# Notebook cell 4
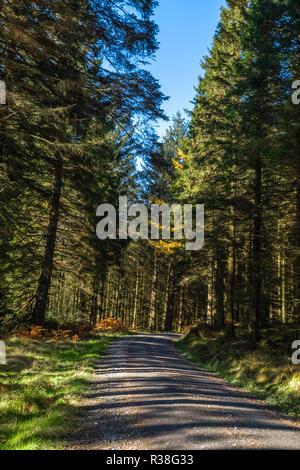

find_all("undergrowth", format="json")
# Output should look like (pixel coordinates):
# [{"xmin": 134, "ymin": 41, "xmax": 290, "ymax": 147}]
[{"xmin": 177, "ymin": 324, "xmax": 300, "ymax": 418}]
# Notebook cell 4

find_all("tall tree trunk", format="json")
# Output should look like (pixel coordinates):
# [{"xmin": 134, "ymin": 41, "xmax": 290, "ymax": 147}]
[
  {"xmin": 248, "ymin": 222, "xmax": 253, "ymax": 332},
  {"xmin": 207, "ymin": 255, "xmax": 214, "ymax": 325},
  {"xmin": 228, "ymin": 233, "xmax": 236, "ymax": 339},
  {"xmin": 165, "ymin": 275, "xmax": 175, "ymax": 332},
  {"xmin": 114, "ymin": 277, "xmax": 121, "ymax": 319},
  {"xmin": 215, "ymin": 248, "xmax": 225, "ymax": 330},
  {"xmin": 98, "ymin": 280, "xmax": 105, "ymax": 322},
  {"xmin": 178, "ymin": 285, "xmax": 184, "ymax": 332},
  {"xmin": 132, "ymin": 265, "xmax": 140, "ymax": 329},
  {"xmin": 148, "ymin": 247, "xmax": 157, "ymax": 331},
  {"xmin": 294, "ymin": 167, "xmax": 300, "ymax": 328},
  {"xmin": 162, "ymin": 260, "xmax": 171, "ymax": 331},
  {"xmin": 252, "ymin": 158, "xmax": 262, "ymax": 343},
  {"xmin": 90, "ymin": 277, "xmax": 99, "ymax": 327},
  {"xmin": 33, "ymin": 157, "xmax": 63, "ymax": 326},
  {"xmin": 104, "ymin": 271, "xmax": 111, "ymax": 319}
]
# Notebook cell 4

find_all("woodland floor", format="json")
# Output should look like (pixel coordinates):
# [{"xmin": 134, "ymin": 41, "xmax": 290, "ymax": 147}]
[{"xmin": 66, "ymin": 334, "xmax": 300, "ymax": 450}]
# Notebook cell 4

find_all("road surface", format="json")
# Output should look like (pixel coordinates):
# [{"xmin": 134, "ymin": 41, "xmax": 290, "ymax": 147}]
[{"xmin": 68, "ymin": 334, "xmax": 300, "ymax": 450}]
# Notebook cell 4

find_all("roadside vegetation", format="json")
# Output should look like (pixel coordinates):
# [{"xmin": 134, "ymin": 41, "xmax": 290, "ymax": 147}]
[
  {"xmin": 177, "ymin": 324, "xmax": 300, "ymax": 418},
  {"xmin": 0, "ymin": 321, "xmax": 128, "ymax": 450}
]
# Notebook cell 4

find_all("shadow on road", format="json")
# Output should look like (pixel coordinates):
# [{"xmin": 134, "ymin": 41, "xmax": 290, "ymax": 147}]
[{"xmin": 69, "ymin": 335, "xmax": 300, "ymax": 450}]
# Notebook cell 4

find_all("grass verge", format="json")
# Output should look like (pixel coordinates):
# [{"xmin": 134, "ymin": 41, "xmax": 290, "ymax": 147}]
[
  {"xmin": 176, "ymin": 324, "xmax": 300, "ymax": 418},
  {"xmin": 0, "ymin": 333, "xmax": 125, "ymax": 450}
]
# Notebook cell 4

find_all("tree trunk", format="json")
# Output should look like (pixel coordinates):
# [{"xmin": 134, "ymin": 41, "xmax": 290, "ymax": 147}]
[
  {"xmin": 294, "ymin": 167, "xmax": 300, "ymax": 326},
  {"xmin": 229, "ymin": 236, "xmax": 236, "ymax": 339},
  {"xmin": 215, "ymin": 248, "xmax": 225, "ymax": 330},
  {"xmin": 148, "ymin": 247, "xmax": 157, "ymax": 331},
  {"xmin": 90, "ymin": 277, "xmax": 99, "ymax": 327},
  {"xmin": 162, "ymin": 260, "xmax": 171, "ymax": 331},
  {"xmin": 178, "ymin": 285, "xmax": 184, "ymax": 332},
  {"xmin": 98, "ymin": 280, "xmax": 105, "ymax": 322},
  {"xmin": 33, "ymin": 157, "xmax": 63, "ymax": 326},
  {"xmin": 252, "ymin": 158, "xmax": 262, "ymax": 343},
  {"xmin": 165, "ymin": 275, "xmax": 175, "ymax": 332},
  {"xmin": 207, "ymin": 255, "xmax": 214, "ymax": 325},
  {"xmin": 132, "ymin": 265, "xmax": 140, "ymax": 329}
]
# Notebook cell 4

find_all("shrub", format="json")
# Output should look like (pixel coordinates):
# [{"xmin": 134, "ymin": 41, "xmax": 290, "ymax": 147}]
[{"xmin": 94, "ymin": 318, "xmax": 127, "ymax": 332}]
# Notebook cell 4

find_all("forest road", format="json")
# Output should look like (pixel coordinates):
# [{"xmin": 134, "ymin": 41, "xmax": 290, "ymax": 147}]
[{"xmin": 67, "ymin": 334, "xmax": 300, "ymax": 450}]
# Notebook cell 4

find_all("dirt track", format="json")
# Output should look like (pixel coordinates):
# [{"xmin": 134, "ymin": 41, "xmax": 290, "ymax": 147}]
[{"xmin": 67, "ymin": 334, "xmax": 300, "ymax": 450}]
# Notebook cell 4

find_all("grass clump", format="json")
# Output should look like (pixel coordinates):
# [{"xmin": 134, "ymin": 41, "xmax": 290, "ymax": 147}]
[
  {"xmin": 176, "ymin": 324, "xmax": 300, "ymax": 418},
  {"xmin": 0, "ymin": 334, "xmax": 121, "ymax": 450}
]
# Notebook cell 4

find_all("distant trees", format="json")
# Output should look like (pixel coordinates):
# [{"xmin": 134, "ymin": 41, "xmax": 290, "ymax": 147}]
[{"xmin": 98, "ymin": 0, "xmax": 300, "ymax": 341}]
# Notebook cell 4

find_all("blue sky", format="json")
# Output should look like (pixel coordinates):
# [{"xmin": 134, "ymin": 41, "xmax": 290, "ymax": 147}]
[{"xmin": 148, "ymin": 0, "xmax": 227, "ymax": 139}]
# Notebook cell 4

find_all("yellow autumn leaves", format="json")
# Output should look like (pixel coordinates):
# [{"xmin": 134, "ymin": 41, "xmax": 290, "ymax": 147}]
[{"xmin": 172, "ymin": 148, "xmax": 189, "ymax": 172}]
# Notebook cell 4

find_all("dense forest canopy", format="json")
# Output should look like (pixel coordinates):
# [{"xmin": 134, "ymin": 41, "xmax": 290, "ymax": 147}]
[{"xmin": 0, "ymin": 0, "xmax": 299, "ymax": 346}]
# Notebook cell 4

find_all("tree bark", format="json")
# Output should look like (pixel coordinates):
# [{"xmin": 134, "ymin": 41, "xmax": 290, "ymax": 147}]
[
  {"xmin": 252, "ymin": 157, "xmax": 262, "ymax": 343},
  {"xmin": 215, "ymin": 248, "xmax": 225, "ymax": 329},
  {"xmin": 33, "ymin": 157, "xmax": 63, "ymax": 326},
  {"xmin": 294, "ymin": 166, "xmax": 300, "ymax": 325},
  {"xmin": 162, "ymin": 260, "xmax": 171, "ymax": 331},
  {"xmin": 178, "ymin": 285, "xmax": 184, "ymax": 332},
  {"xmin": 132, "ymin": 264, "xmax": 140, "ymax": 329},
  {"xmin": 148, "ymin": 247, "xmax": 157, "ymax": 331}
]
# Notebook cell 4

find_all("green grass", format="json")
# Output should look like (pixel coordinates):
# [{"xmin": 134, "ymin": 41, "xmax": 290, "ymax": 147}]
[
  {"xmin": 0, "ymin": 333, "xmax": 124, "ymax": 450},
  {"xmin": 176, "ymin": 324, "xmax": 300, "ymax": 418}
]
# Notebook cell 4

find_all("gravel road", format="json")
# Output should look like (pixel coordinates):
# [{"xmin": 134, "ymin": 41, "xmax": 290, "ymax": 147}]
[{"xmin": 67, "ymin": 334, "xmax": 300, "ymax": 450}]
